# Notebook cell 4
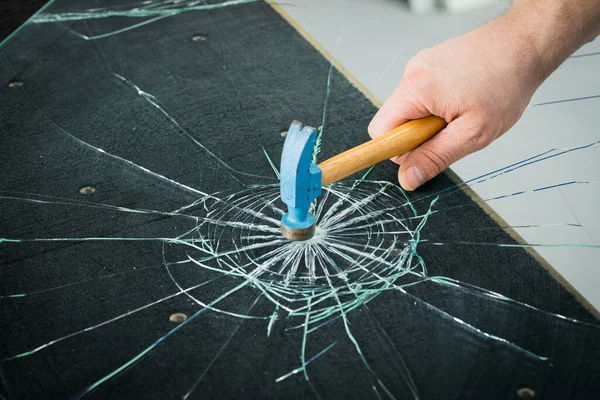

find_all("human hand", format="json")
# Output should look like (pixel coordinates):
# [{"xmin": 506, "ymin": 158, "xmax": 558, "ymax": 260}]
[{"xmin": 368, "ymin": 15, "xmax": 544, "ymax": 191}]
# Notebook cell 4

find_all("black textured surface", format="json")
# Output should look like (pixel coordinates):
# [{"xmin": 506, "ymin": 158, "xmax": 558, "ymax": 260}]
[
  {"xmin": 0, "ymin": 1, "xmax": 598, "ymax": 399},
  {"xmin": 0, "ymin": 0, "xmax": 48, "ymax": 42}
]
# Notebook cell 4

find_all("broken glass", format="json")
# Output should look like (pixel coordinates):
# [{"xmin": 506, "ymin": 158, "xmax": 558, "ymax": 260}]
[{"xmin": 1, "ymin": 1, "xmax": 599, "ymax": 399}]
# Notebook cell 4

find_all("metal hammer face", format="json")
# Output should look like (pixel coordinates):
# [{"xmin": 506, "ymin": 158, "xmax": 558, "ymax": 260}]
[{"xmin": 280, "ymin": 121, "xmax": 322, "ymax": 241}]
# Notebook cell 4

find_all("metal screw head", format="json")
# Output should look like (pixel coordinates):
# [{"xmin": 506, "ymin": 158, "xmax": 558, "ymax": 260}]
[
  {"xmin": 169, "ymin": 313, "xmax": 187, "ymax": 323},
  {"xmin": 517, "ymin": 388, "xmax": 535, "ymax": 399},
  {"xmin": 79, "ymin": 186, "xmax": 95, "ymax": 195}
]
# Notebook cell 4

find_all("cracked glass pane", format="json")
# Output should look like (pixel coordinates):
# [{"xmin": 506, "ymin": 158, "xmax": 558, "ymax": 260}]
[{"xmin": 1, "ymin": 1, "xmax": 599, "ymax": 399}]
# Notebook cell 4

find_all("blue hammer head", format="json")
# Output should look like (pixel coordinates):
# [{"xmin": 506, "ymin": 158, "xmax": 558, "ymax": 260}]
[{"xmin": 280, "ymin": 121, "xmax": 322, "ymax": 241}]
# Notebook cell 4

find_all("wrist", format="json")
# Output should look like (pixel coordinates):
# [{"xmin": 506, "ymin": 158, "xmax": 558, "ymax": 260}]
[
  {"xmin": 477, "ymin": 9, "xmax": 547, "ymax": 93},
  {"xmin": 505, "ymin": 0, "xmax": 600, "ymax": 80},
  {"xmin": 498, "ymin": 1, "xmax": 553, "ymax": 84}
]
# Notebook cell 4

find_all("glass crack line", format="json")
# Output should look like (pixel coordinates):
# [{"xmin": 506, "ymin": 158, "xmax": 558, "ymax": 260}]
[
  {"xmin": 0, "ymin": 237, "xmax": 209, "ymax": 244},
  {"xmin": 424, "ymin": 241, "xmax": 600, "ymax": 248},
  {"xmin": 0, "ymin": 193, "xmax": 202, "ymax": 222},
  {"xmin": 207, "ymin": 22, "xmax": 280, "ymax": 183},
  {"xmin": 421, "ymin": 180, "xmax": 592, "ymax": 221},
  {"xmin": 1, "ymin": 278, "xmax": 221, "ymax": 362},
  {"xmin": 0, "ymin": 261, "xmax": 187, "ymax": 299},
  {"xmin": 317, "ymin": 255, "xmax": 399, "ymax": 399},
  {"xmin": 267, "ymin": 306, "xmax": 279, "ymax": 337},
  {"xmin": 362, "ymin": 304, "xmax": 420, "ymax": 398},
  {"xmin": 31, "ymin": 0, "xmax": 262, "ymax": 22},
  {"xmin": 427, "ymin": 276, "xmax": 600, "ymax": 329},
  {"xmin": 352, "ymin": 261, "xmax": 550, "ymax": 361},
  {"xmin": 312, "ymin": 64, "xmax": 334, "ymax": 164},
  {"xmin": 275, "ymin": 341, "xmax": 337, "ymax": 383},
  {"xmin": 301, "ymin": 293, "xmax": 313, "ymax": 380},
  {"xmin": 404, "ymin": 140, "xmax": 600, "ymax": 210},
  {"xmin": 531, "ymin": 94, "xmax": 600, "ymax": 107},
  {"xmin": 72, "ymin": 279, "xmax": 253, "ymax": 400},
  {"xmin": 7, "ymin": 75, "xmax": 212, "ymax": 198},
  {"xmin": 570, "ymin": 51, "xmax": 600, "ymax": 58},
  {"xmin": 49, "ymin": 1, "xmax": 334, "ymax": 40},
  {"xmin": 113, "ymin": 73, "xmax": 276, "ymax": 184},
  {"xmin": 182, "ymin": 295, "xmax": 262, "ymax": 399}
]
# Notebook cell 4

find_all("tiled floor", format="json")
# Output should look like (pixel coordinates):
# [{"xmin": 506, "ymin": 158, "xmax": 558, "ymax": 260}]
[{"xmin": 284, "ymin": 0, "xmax": 600, "ymax": 310}]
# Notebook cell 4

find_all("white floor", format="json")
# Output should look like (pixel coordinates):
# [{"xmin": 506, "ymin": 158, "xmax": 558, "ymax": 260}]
[{"xmin": 282, "ymin": 0, "xmax": 600, "ymax": 311}]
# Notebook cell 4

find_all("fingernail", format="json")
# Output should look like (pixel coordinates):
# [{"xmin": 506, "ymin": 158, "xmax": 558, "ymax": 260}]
[{"xmin": 403, "ymin": 166, "xmax": 425, "ymax": 191}]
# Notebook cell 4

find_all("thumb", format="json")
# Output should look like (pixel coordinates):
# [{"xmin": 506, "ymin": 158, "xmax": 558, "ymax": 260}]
[
  {"xmin": 398, "ymin": 116, "xmax": 482, "ymax": 191},
  {"xmin": 368, "ymin": 81, "xmax": 431, "ymax": 139}
]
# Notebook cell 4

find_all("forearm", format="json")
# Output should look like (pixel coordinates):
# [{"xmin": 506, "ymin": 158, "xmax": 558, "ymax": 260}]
[{"xmin": 505, "ymin": 0, "xmax": 600, "ymax": 82}]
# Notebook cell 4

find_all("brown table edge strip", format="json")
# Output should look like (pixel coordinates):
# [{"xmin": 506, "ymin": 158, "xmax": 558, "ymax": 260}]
[{"xmin": 270, "ymin": 2, "xmax": 600, "ymax": 319}]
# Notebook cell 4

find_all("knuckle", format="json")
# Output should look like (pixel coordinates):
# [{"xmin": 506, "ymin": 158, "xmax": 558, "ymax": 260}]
[
  {"xmin": 404, "ymin": 64, "xmax": 430, "ymax": 90},
  {"xmin": 455, "ymin": 112, "xmax": 490, "ymax": 151},
  {"xmin": 457, "ymin": 124, "xmax": 484, "ymax": 149},
  {"xmin": 403, "ymin": 54, "xmax": 437, "ymax": 101},
  {"xmin": 404, "ymin": 54, "xmax": 427, "ymax": 80},
  {"xmin": 471, "ymin": 131, "xmax": 491, "ymax": 151},
  {"xmin": 404, "ymin": 55, "xmax": 421, "ymax": 75}
]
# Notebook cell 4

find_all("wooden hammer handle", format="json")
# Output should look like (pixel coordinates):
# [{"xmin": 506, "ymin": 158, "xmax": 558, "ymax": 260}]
[{"xmin": 317, "ymin": 116, "xmax": 447, "ymax": 186}]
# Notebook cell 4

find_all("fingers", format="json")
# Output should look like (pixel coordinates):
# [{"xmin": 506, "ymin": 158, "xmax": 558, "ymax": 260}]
[
  {"xmin": 390, "ymin": 152, "xmax": 409, "ymax": 166},
  {"xmin": 370, "ymin": 74, "xmax": 492, "ymax": 191},
  {"xmin": 368, "ymin": 81, "xmax": 431, "ymax": 140},
  {"xmin": 398, "ymin": 116, "xmax": 484, "ymax": 191}
]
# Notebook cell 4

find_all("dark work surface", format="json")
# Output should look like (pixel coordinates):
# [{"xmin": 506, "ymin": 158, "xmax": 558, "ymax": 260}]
[
  {"xmin": 0, "ymin": 0, "xmax": 48, "ymax": 42},
  {"xmin": 1, "ymin": 1, "xmax": 599, "ymax": 400}
]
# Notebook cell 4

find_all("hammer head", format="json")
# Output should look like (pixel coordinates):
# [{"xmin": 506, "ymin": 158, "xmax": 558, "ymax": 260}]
[{"xmin": 280, "ymin": 121, "xmax": 322, "ymax": 241}]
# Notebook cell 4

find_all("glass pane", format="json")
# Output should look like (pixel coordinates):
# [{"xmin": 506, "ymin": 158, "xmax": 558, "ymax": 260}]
[{"xmin": 1, "ymin": 1, "xmax": 598, "ymax": 399}]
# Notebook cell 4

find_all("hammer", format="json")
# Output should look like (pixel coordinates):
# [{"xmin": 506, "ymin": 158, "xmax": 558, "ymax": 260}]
[{"xmin": 279, "ymin": 116, "xmax": 447, "ymax": 241}]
